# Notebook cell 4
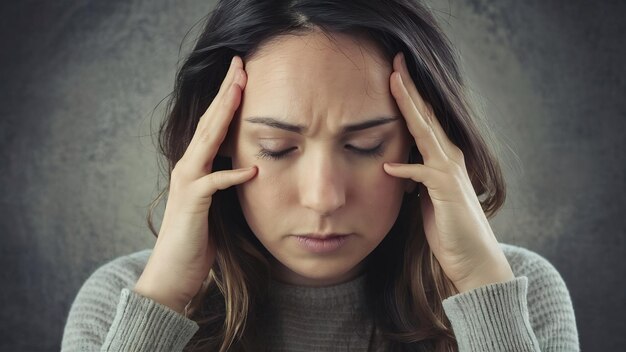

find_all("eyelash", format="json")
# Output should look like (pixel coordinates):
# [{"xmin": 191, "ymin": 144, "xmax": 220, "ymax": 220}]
[{"xmin": 256, "ymin": 144, "xmax": 385, "ymax": 160}]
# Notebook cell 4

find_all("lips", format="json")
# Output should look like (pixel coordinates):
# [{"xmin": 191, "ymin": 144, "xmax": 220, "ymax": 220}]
[
  {"xmin": 294, "ymin": 233, "xmax": 352, "ymax": 253},
  {"xmin": 297, "ymin": 233, "xmax": 350, "ymax": 239}
]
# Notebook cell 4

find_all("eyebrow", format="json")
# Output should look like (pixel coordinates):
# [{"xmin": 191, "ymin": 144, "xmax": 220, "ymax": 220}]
[{"xmin": 244, "ymin": 116, "xmax": 400, "ymax": 134}]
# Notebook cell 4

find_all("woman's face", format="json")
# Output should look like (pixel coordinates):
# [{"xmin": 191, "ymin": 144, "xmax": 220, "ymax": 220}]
[{"xmin": 229, "ymin": 31, "xmax": 414, "ymax": 287}]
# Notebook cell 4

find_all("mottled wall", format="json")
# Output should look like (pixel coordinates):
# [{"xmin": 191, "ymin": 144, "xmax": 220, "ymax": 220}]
[{"xmin": 0, "ymin": 0, "xmax": 623, "ymax": 350}]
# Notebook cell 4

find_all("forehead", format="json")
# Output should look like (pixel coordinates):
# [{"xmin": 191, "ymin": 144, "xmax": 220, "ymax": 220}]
[{"xmin": 238, "ymin": 31, "xmax": 400, "ymax": 131}]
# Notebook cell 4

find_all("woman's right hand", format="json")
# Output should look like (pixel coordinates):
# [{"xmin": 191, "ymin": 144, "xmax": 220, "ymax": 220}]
[{"xmin": 133, "ymin": 55, "xmax": 255, "ymax": 314}]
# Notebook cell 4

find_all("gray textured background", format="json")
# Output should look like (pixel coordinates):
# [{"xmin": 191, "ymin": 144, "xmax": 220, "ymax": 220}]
[{"xmin": 1, "ymin": 0, "xmax": 624, "ymax": 350}]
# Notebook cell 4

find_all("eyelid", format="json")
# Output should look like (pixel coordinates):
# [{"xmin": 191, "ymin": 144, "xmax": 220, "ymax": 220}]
[
  {"xmin": 350, "ymin": 143, "xmax": 385, "ymax": 158},
  {"xmin": 258, "ymin": 138, "xmax": 290, "ymax": 148},
  {"xmin": 344, "ymin": 134, "xmax": 387, "ymax": 148},
  {"xmin": 346, "ymin": 141, "xmax": 385, "ymax": 155},
  {"xmin": 255, "ymin": 147, "xmax": 295, "ymax": 160}
]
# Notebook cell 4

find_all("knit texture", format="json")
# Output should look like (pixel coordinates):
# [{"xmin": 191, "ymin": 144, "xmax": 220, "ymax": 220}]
[
  {"xmin": 61, "ymin": 243, "xmax": 580, "ymax": 351},
  {"xmin": 260, "ymin": 273, "xmax": 373, "ymax": 351}
]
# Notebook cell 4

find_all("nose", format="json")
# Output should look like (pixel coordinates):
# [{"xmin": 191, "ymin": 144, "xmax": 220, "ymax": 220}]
[{"xmin": 300, "ymin": 152, "xmax": 346, "ymax": 216}]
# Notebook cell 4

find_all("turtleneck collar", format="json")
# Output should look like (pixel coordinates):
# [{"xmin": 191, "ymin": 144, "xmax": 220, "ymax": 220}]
[
  {"xmin": 267, "ymin": 272, "xmax": 368, "ymax": 309},
  {"xmin": 257, "ymin": 272, "xmax": 378, "ymax": 351}
]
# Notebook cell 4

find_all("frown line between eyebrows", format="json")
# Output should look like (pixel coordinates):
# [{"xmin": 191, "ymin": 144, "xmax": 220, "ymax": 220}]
[{"xmin": 244, "ymin": 116, "xmax": 401, "ymax": 135}]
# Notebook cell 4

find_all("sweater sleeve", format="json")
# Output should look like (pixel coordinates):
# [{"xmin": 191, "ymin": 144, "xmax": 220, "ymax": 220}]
[
  {"xmin": 61, "ymin": 251, "xmax": 199, "ymax": 351},
  {"xmin": 441, "ymin": 247, "xmax": 580, "ymax": 352}
]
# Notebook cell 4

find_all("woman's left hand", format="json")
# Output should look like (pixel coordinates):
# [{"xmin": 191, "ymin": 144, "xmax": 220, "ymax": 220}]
[{"xmin": 383, "ymin": 52, "xmax": 515, "ymax": 293}]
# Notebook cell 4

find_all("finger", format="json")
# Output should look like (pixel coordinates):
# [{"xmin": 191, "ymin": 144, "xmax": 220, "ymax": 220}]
[
  {"xmin": 164, "ymin": 166, "xmax": 257, "ymax": 217},
  {"xmin": 196, "ymin": 166, "xmax": 257, "ymax": 196},
  {"xmin": 393, "ymin": 54, "xmax": 455, "ymax": 157},
  {"xmin": 425, "ymin": 105, "xmax": 465, "ymax": 164},
  {"xmin": 391, "ymin": 53, "xmax": 448, "ymax": 168},
  {"xmin": 198, "ymin": 55, "xmax": 242, "ymax": 129},
  {"xmin": 383, "ymin": 162, "xmax": 444, "ymax": 190},
  {"xmin": 395, "ymin": 52, "xmax": 462, "ymax": 163},
  {"xmin": 187, "ymin": 55, "xmax": 243, "ymax": 156},
  {"xmin": 183, "ymin": 56, "xmax": 246, "ymax": 178},
  {"xmin": 394, "ymin": 53, "xmax": 466, "ymax": 167}
]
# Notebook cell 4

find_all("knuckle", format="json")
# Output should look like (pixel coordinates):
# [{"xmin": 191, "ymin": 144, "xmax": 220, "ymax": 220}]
[
  {"xmin": 451, "ymin": 146, "xmax": 464, "ymax": 162},
  {"xmin": 196, "ymin": 125, "xmax": 212, "ymax": 143},
  {"xmin": 205, "ymin": 173, "xmax": 222, "ymax": 192},
  {"xmin": 170, "ymin": 166, "xmax": 189, "ymax": 188},
  {"xmin": 170, "ymin": 162, "xmax": 185, "ymax": 179},
  {"xmin": 169, "ymin": 177, "xmax": 185, "ymax": 195},
  {"xmin": 171, "ymin": 159, "xmax": 207, "ymax": 185}
]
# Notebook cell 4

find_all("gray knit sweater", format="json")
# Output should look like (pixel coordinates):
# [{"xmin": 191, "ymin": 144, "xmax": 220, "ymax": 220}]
[{"xmin": 61, "ymin": 243, "xmax": 580, "ymax": 351}]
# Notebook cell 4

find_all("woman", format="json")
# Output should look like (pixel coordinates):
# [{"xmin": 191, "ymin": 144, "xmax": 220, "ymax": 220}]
[{"xmin": 62, "ymin": 0, "xmax": 579, "ymax": 351}]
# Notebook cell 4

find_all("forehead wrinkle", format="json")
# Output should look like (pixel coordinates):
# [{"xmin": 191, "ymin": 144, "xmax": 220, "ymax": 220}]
[
  {"xmin": 314, "ymin": 33, "xmax": 392, "ymax": 109},
  {"xmin": 241, "ymin": 32, "xmax": 395, "ymax": 137}
]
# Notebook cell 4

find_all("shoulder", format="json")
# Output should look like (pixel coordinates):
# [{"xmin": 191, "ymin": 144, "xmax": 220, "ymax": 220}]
[
  {"xmin": 498, "ymin": 242, "xmax": 572, "ymax": 303},
  {"xmin": 498, "ymin": 242, "xmax": 552, "ymax": 269},
  {"xmin": 69, "ymin": 247, "xmax": 153, "ymax": 308},
  {"xmin": 86, "ymin": 248, "xmax": 153, "ymax": 289},
  {"xmin": 73, "ymin": 248, "xmax": 153, "ymax": 309},
  {"xmin": 62, "ymin": 249, "xmax": 153, "ymax": 348},
  {"xmin": 498, "ymin": 242, "xmax": 580, "ymax": 348},
  {"xmin": 498, "ymin": 242, "xmax": 564, "ymax": 284}
]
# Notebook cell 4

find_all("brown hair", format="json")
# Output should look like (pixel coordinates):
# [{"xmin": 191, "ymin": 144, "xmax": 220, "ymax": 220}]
[{"xmin": 147, "ymin": 0, "xmax": 507, "ymax": 351}]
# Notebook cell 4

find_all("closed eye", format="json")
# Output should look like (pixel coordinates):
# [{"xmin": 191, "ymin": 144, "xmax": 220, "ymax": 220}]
[
  {"xmin": 346, "ymin": 143, "xmax": 385, "ymax": 157},
  {"xmin": 255, "ymin": 143, "xmax": 385, "ymax": 160},
  {"xmin": 256, "ymin": 147, "xmax": 296, "ymax": 160}
]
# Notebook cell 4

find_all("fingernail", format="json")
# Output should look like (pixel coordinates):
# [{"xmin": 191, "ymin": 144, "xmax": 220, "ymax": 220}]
[
  {"xmin": 399, "ymin": 52, "xmax": 405, "ymax": 66},
  {"xmin": 231, "ymin": 56, "xmax": 237, "ymax": 67}
]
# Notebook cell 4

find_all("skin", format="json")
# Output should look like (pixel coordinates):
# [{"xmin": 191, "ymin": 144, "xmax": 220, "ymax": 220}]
[
  {"xmin": 225, "ymin": 31, "xmax": 415, "ymax": 287},
  {"xmin": 223, "ymin": 29, "xmax": 514, "ymax": 291},
  {"xmin": 134, "ymin": 29, "xmax": 514, "ymax": 313}
]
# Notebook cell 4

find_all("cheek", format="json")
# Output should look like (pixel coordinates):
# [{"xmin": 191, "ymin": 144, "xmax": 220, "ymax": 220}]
[
  {"xmin": 354, "ymin": 137, "xmax": 409, "ymax": 217},
  {"xmin": 237, "ymin": 169, "xmax": 285, "ymax": 206},
  {"xmin": 234, "ymin": 161, "xmax": 290, "ymax": 238},
  {"xmin": 355, "ymin": 165, "xmax": 406, "ymax": 218}
]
